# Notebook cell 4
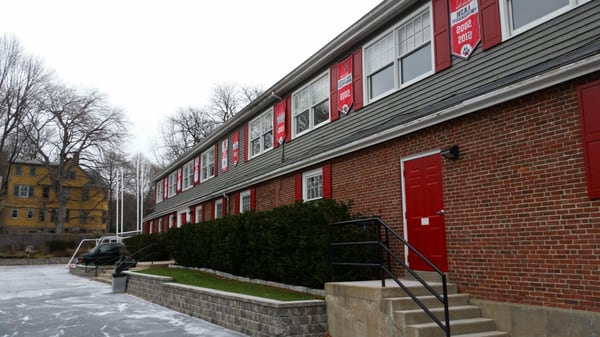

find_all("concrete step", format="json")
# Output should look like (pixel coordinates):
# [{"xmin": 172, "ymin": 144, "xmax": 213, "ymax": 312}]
[
  {"xmin": 92, "ymin": 271, "xmax": 113, "ymax": 285},
  {"xmin": 452, "ymin": 331, "xmax": 510, "ymax": 337},
  {"xmin": 387, "ymin": 293, "xmax": 471, "ymax": 311},
  {"xmin": 395, "ymin": 305, "xmax": 481, "ymax": 326},
  {"xmin": 406, "ymin": 318, "xmax": 497, "ymax": 337}
]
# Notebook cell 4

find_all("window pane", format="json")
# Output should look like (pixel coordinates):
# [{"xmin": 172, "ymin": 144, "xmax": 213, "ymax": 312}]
[
  {"xmin": 511, "ymin": 0, "xmax": 569, "ymax": 30},
  {"xmin": 263, "ymin": 131, "xmax": 273, "ymax": 150},
  {"xmin": 311, "ymin": 75, "xmax": 329, "ymax": 105},
  {"xmin": 293, "ymin": 89, "xmax": 310, "ymax": 114},
  {"xmin": 369, "ymin": 64, "xmax": 395, "ymax": 98},
  {"xmin": 306, "ymin": 175, "xmax": 323, "ymax": 200},
  {"xmin": 295, "ymin": 110, "xmax": 309, "ymax": 134},
  {"xmin": 401, "ymin": 43, "xmax": 432, "ymax": 83},
  {"xmin": 366, "ymin": 33, "xmax": 394, "ymax": 75},
  {"xmin": 251, "ymin": 139, "xmax": 261, "ymax": 156},
  {"xmin": 313, "ymin": 100, "xmax": 329, "ymax": 126}
]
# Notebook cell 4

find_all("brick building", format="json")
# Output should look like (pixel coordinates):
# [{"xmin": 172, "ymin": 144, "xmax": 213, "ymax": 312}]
[{"xmin": 144, "ymin": 1, "xmax": 600, "ymax": 336}]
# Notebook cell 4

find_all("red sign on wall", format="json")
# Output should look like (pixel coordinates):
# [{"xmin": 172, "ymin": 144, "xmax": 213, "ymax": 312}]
[
  {"xmin": 450, "ymin": 0, "xmax": 481, "ymax": 59},
  {"xmin": 337, "ymin": 56, "xmax": 353, "ymax": 114},
  {"xmin": 275, "ymin": 101, "xmax": 286, "ymax": 145},
  {"xmin": 221, "ymin": 139, "xmax": 229, "ymax": 172},
  {"xmin": 232, "ymin": 131, "xmax": 239, "ymax": 166}
]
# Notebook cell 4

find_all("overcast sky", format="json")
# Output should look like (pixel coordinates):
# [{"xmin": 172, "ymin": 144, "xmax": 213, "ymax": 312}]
[{"xmin": 0, "ymin": 0, "xmax": 382, "ymax": 157}]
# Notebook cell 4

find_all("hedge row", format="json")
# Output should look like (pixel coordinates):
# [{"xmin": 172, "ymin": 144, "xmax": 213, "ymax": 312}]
[{"xmin": 127, "ymin": 199, "xmax": 378, "ymax": 289}]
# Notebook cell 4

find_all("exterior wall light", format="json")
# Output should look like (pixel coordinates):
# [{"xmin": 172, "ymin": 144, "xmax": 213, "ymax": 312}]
[{"xmin": 441, "ymin": 145, "xmax": 460, "ymax": 160}]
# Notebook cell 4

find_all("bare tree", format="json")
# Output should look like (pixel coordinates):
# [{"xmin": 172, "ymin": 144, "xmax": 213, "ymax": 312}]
[
  {"xmin": 153, "ymin": 82, "xmax": 263, "ymax": 165},
  {"xmin": 209, "ymin": 82, "xmax": 241, "ymax": 123},
  {"xmin": 26, "ymin": 84, "xmax": 128, "ymax": 233},
  {"xmin": 156, "ymin": 106, "xmax": 218, "ymax": 163},
  {"xmin": 0, "ymin": 35, "xmax": 51, "ymax": 204}
]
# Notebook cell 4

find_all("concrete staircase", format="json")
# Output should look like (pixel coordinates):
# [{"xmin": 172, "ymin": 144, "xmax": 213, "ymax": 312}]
[
  {"xmin": 92, "ymin": 268, "xmax": 113, "ymax": 284},
  {"xmin": 326, "ymin": 279, "xmax": 510, "ymax": 337},
  {"xmin": 386, "ymin": 281, "xmax": 509, "ymax": 337}
]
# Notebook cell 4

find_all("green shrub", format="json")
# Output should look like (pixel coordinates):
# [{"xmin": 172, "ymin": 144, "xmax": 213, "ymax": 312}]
[
  {"xmin": 123, "ymin": 233, "xmax": 170, "ymax": 261},
  {"xmin": 163, "ymin": 199, "xmax": 378, "ymax": 289}
]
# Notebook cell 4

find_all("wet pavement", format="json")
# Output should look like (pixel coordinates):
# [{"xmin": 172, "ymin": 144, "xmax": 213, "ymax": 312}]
[{"xmin": 0, "ymin": 264, "xmax": 248, "ymax": 337}]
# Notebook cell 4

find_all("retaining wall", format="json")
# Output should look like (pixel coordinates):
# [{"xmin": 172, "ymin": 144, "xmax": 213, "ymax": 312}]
[{"xmin": 125, "ymin": 271, "xmax": 328, "ymax": 337}]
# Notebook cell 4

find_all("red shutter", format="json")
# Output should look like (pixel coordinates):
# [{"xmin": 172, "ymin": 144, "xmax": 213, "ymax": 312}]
[
  {"xmin": 232, "ymin": 192, "xmax": 240, "ymax": 215},
  {"xmin": 250, "ymin": 187, "xmax": 257, "ymax": 210},
  {"xmin": 244, "ymin": 123, "xmax": 249, "ymax": 162},
  {"xmin": 479, "ymin": 0, "xmax": 502, "ymax": 50},
  {"xmin": 330, "ymin": 64, "xmax": 340, "ymax": 122},
  {"xmin": 190, "ymin": 206, "xmax": 196, "ymax": 223},
  {"xmin": 578, "ymin": 81, "xmax": 600, "ymax": 199},
  {"xmin": 352, "ymin": 48, "xmax": 363, "ymax": 111},
  {"xmin": 285, "ymin": 96, "xmax": 292, "ymax": 142},
  {"xmin": 295, "ymin": 173, "xmax": 303, "ymax": 202},
  {"xmin": 222, "ymin": 197, "xmax": 227, "ymax": 216},
  {"xmin": 323, "ymin": 164, "xmax": 332, "ymax": 199},
  {"xmin": 432, "ymin": 0, "xmax": 451, "ymax": 72},
  {"xmin": 213, "ymin": 144, "xmax": 219, "ymax": 177}
]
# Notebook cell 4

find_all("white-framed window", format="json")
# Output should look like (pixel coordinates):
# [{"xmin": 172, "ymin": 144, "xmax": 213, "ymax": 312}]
[
  {"xmin": 201, "ymin": 147, "xmax": 215, "ymax": 181},
  {"xmin": 195, "ymin": 205, "xmax": 203, "ymax": 223},
  {"xmin": 156, "ymin": 181, "xmax": 164, "ymax": 203},
  {"xmin": 168, "ymin": 172, "xmax": 177, "ymax": 197},
  {"xmin": 14, "ymin": 185, "xmax": 34, "ymax": 198},
  {"xmin": 292, "ymin": 72, "xmax": 330, "ymax": 138},
  {"xmin": 169, "ymin": 214, "xmax": 174, "ymax": 229},
  {"xmin": 27, "ymin": 208, "xmax": 34, "ymax": 219},
  {"xmin": 149, "ymin": 221, "xmax": 154, "ymax": 234},
  {"xmin": 214, "ymin": 199, "xmax": 223, "ymax": 219},
  {"xmin": 158, "ymin": 218, "xmax": 163, "ymax": 233},
  {"xmin": 240, "ymin": 190, "xmax": 251, "ymax": 213},
  {"xmin": 500, "ymin": 0, "xmax": 589, "ymax": 39},
  {"xmin": 182, "ymin": 160, "xmax": 194, "ymax": 190},
  {"xmin": 303, "ymin": 168, "xmax": 324, "ymax": 201},
  {"xmin": 11, "ymin": 208, "xmax": 18, "ymax": 219},
  {"xmin": 177, "ymin": 209, "xmax": 187, "ymax": 228},
  {"xmin": 249, "ymin": 108, "xmax": 274, "ymax": 158},
  {"xmin": 364, "ymin": 4, "xmax": 433, "ymax": 102}
]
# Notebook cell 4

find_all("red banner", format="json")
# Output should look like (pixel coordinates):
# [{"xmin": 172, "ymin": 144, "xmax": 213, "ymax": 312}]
[
  {"xmin": 163, "ymin": 177, "xmax": 168, "ymax": 200},
  {"xmin": 176, "ymin": 167, "xmax": 183, "ymax": 193},
  {"xmin": 232, "ymin": 131, "xmax": 239, "ymax": 166},
  {"xmin": 221, "ymin": 139, "xmax": 229, "ymax": 172},
  {"xmin": 450, "ymin": 0, "xmax": 481, "ymax": 59},
  {"xmin": 337, "ymin": 56, "xmax": 353, "ymax": 114},
  {"xmin": 275, "ymin": 101, "xmax": 286, "ymax": 145},
  {"xmin": 193, "ymin": 156, "xmax": 200, "ymax": 184}
]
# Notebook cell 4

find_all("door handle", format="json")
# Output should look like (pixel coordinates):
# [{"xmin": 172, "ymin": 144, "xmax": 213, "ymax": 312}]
[{"xmin": 436, "ymin": 209, "xmax": 445, "ymax": 216}]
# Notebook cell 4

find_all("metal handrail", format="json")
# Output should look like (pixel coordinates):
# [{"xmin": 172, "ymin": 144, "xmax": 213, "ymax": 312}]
[{"xmin": 330, "ymin": 217, "xmax": 450, "ymax": 337}]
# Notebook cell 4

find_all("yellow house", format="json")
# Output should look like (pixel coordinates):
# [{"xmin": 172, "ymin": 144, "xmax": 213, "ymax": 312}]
[{"xmin": 1, "ymin": 160, "xmax": 108, "ymax": 234}]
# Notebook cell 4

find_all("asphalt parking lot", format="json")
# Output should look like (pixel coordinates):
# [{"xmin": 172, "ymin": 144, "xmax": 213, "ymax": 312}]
[{"xmin": 0, "ymin": 264, "xmax": 248, "ymax": 337}]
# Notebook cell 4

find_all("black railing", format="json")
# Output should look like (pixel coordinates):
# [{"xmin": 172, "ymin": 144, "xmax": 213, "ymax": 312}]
[{"xmin": 330, "ymin": 217, "xmax": 450, "ymax": 337}]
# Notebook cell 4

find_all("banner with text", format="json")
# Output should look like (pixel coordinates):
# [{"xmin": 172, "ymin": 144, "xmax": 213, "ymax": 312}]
[
  {"xmin": 450, "ymin": 0, "xmax": 481, "ymax": 59},
  {"xmin": 221, "ymin": 139, "xmax": 229, "ymax": 172},
  {"xmin": 275, "ymin": 101, "xmax": 286, "ymax": 145},
  {"xmin": 232, "ymin": 131, "xmax": 239, "ymax": 166},
  {"xmin": 337, "ymin": 55, "xmax": 353, "ymax": 114}
]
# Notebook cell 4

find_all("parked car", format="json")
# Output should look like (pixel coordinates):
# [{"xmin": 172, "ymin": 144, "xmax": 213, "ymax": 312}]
[{"xmin": 77, "ymin": 242, "xmax": 124, "ymax": 265}]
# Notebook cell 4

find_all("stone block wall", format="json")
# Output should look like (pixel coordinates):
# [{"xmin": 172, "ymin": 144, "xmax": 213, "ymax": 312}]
[{"xmin": 125, "ymin": 271, "xmax": 328, "ymax": 337}]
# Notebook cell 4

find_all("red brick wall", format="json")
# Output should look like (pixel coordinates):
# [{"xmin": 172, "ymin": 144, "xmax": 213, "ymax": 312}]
[
  {"xmin": 328, "ymin": 73, "xmax": 600, "ymax": 312},
  {"xmin": 254, "ymin": 174, "xmax": 296, "ymax": 211}
]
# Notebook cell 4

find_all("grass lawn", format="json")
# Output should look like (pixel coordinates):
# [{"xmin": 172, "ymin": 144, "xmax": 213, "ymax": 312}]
[{"xmin": 136, "ymin": 267, "xmax": 322, "ymax": 301}]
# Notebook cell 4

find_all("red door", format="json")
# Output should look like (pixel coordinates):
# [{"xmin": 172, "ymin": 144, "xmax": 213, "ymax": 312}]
[{"xmin": 404, "ymin": 154, "xmax": 448, "ymax": 272}]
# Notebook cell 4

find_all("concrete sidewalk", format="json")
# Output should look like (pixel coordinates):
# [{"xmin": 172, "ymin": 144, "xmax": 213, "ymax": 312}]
[{"xmin": 0, "ymin": 264, "xmax": 248, "ymax": 337}]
